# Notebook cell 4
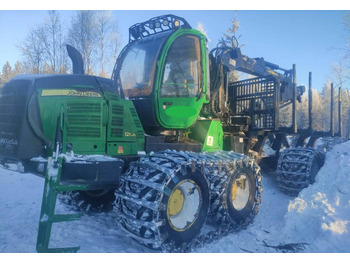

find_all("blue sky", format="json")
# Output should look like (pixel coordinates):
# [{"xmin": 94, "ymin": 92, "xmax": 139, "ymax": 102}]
[{"xmin": 0, "ymin": 9, "xmax": 349, "ymax": 90}]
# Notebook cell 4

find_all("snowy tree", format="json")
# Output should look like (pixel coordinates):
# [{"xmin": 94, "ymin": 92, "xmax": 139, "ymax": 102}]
[
  {"xmin": 310, "ymin": 88, "xmax": 324, "ymax": 131},
  {"xmin": 16, "ymin": 10, "xmax": 120, "ymax": 76},
  {"xmin": 297, "ymin": 93, "xmax": 309, "ymax": 130},
  {"xmin": 221, "ymin": 11, "xmax": 242, "ymax": 49},
  {"xmin": 0, "ymin": 60, "xmax": 25, "ymax": 87},
  {"xmin": 96, "ymin": 11, "xmax": 120, "ymax": 78},
  {"xmin": 38, "ymin": 11, "xmax": 67, "ymax": 73},
  {"xmin": 197, "ymin": 22, "xmax": 210, "ymax": 45},
  {"xmin": 18, "ymin": 11, "xmax": 68, "ymax": 74},
  {"xmin": 19, "ymin": 28, "xmax": 46, "ymax": 73},
  {"xmin": 97, "ymin": 11, "xmax": 109, "ymax": 77},
  {"xmin": 13, "ymin": 60, "xmax": 24, "ymax": 76},
  {"xmin": 220, "ymin": 11, "xmax": 243, "ymax": 82},
  {"xmin": 109, "ymin": 20, "xmax": 121, "ymax": 69},
  {"xmin": 47, "ymin": 11, "xmax": 68, "ymax": 73},
  {"xmin": 340, "ymin": 88, "xmax": 350, "ymax": 138},
  {"xmin": 320, "ymin": 80, "xmax": 333, "ymax": 132},
  {"xmin": 343, "ymin": 11, "xmax": 350, "ymax": 69},
  {"xmin": 279, "ymin": 104, "xmax": 292, "ymax": 128},
  {"xmin": 68, "ymin": 10, "xmax": 98, "ymax": 75}
]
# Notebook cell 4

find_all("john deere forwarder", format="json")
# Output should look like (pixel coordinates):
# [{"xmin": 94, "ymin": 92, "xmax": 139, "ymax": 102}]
[{"xmin": 0, "ymin": 15, "xmax": 332, "ymax": 252}]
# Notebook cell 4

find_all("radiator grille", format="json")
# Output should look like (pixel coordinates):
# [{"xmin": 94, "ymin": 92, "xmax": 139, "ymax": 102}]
[
  {"xmin": 109, "ymin": 104, "xmax": 124, "ymax": 138},
  {"xmin": 66, "ymin": 102, "xmax": 102, "ymax": 138},
  {"xmin": 110, "ymin": 128, "xmax": 123, "ymax": 138}
]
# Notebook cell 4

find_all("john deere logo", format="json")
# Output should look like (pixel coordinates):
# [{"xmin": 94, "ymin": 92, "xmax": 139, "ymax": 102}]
[{"xmin": 41, "ymin": 89, "xmax": 102, "ymax": 97}]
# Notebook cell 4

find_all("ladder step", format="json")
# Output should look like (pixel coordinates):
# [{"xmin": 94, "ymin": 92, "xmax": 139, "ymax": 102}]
[
  {"xmin": 44, "ymin": 247, "xmax": 81, "ymax": 253},
  {"xmin": 55, "ymin": 184, "xmax": 88, "ymax": 192},
  {"xmin": 50, "ymin": 214, "xmax": 84, "ymax": 223},
  {"xmin": 36, "ymin": 156, "xmax": 89, "ymax": 253}
]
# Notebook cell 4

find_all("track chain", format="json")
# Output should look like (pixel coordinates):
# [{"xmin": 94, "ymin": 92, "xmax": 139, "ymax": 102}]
[
  {"xmin": 115, "ymin": 150, "xmax": 262, "ymax": 252},
  {"xmin": 276, "ymin": 147, "xmax": 325, "ymax": 196}
]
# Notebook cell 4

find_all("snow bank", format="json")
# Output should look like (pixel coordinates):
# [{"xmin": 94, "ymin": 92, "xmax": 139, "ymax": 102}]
[
  {"xmin": 0, "ymin": 167, "xmax": 44, "ymax": 252},
  {"xmin": 282, "ymin": 140, "xmax": 350, "ymax": 252},
  {"xmin": 0, "ymin": 166, "xmax": 139, "ymax": 253}
]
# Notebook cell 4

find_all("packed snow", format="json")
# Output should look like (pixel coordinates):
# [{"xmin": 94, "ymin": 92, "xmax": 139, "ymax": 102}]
[{"xmin": 1, "ymin": 141, "xmax": 350, "ymax": 253}]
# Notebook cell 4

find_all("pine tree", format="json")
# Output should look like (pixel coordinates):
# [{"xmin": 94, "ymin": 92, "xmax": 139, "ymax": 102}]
[
  {"xmin": 13, "ymin": 60, "xmax": 23, "ymax": 75},
  {"xmin": 0, "ymin": 61, "xmax": 14, "ymax": 85},
  {"xmin": 197, "ymin": 22, "xmax": 210, "ymax": 45},
  {"xmin": 220, "ymin": 11, "xmax": 243, "ymax": 82},
  {"xmin": 222, "ymin": 11, "xmax": 242, "ymax": 49}
]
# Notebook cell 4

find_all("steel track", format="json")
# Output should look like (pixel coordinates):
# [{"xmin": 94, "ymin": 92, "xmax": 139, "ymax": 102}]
[{"xmin": 115, "ymin": 150, "xmax": 262, "ymax": 252}]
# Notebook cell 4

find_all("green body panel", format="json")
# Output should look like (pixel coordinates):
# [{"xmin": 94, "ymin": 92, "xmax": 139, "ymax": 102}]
[
  {"xmin": 106, "ymin": 98, "xmax": 145, "ymax": 156},
  {"xmin": 154, "ymin": 29, "xmax": 209, "ymax": 129},
  {"xmin": 37, "ymin": 89, "xmax": 144, "ymax": 156},
  {"xmin": 38, "ymin": 92, "xmax": 106, "ymax": 154},
  {"xmin": 189, "ymin": 119, "xmax": 223, "ymax": 152}
]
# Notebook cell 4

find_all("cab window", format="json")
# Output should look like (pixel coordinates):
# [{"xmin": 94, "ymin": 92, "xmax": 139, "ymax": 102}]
[
  {"xmin": 119, "ymin": 38, "xmax": 163, "ymax": 97},
  {"xmin": 161, "ymin": 35, "xmax": 201, "ymax": 98}
]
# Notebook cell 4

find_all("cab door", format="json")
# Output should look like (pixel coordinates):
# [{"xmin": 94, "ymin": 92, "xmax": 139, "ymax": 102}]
[{"xmin": 155, "ymin": 31, "xmax": 208, "ymax": 129}]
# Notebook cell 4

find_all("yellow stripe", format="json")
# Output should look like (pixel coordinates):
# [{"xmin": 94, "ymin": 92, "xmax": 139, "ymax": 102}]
[{"xmin": 267, "ymin": 69, "xmax": 278, "ymax": 76}]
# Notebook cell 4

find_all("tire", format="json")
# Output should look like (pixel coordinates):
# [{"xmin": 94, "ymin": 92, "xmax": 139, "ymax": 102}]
[
  {"xmin": 115, "ymin": 151, "xmax": 210, "ymax": 250},
  {"xmin": 276, "ymin": 148, "xmax": 325, "ymax": 196},
  {"xmin": 225, "ymin": 164, "xmax": 259, "ymax": 223},
  {"xmin": 207, "ymin": 155, "xmax": 262, "ymax": 228},
  {"xmin": 60, "ymin": 189, "xmax": 116, "ymax": 212},
  {"xmin": 162, "ymin": 168, "xmax": 210, "ymax": 244}
]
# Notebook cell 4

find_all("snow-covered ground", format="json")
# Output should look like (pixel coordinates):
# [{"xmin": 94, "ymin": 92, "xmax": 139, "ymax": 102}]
[{"xmin": 1, "ymin": 141, "xmax": 350, "ymax": 253}]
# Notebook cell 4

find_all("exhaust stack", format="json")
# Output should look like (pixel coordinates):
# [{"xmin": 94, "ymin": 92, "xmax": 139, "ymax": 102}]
[{"xmin": 66, "ymin": 45, "xmax": 84, "ymax": 75}]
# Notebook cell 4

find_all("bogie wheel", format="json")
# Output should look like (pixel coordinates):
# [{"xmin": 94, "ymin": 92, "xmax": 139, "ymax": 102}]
[
  {"xmin": 226, "ymin": 167, "xmax": 257, "ymax": 223},
  {"xmin": 206, "ymin": 153, "xmax": 262, "ymax": 229},
  {"xmin": 163, "ymin": 169, "xmax": 209, "ymax": 244},
  {"xmin": 115, "ymin": 151, "xmax": 210, "ymax": 251},
  {"xmin": 61, "ymin": 189, "xmax": 116, "ymax": 212},
  {"xmin": 276, "ymin": 148, "xmax": 325, "ymax": 196}
]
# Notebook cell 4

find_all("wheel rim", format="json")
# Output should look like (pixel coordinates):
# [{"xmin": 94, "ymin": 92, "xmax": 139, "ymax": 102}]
[
  {"xmin": 230, "ymin": 174, "xmax": 250, "ymax": 211},
  {"xmin": 167, "ymin": 179, "xmax": 202, "ymax": 232}
]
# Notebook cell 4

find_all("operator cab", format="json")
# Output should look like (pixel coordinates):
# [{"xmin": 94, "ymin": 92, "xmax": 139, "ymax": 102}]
[{"xmin": 113, "ymin": 15, "xmax": 209, "ymax": 135}]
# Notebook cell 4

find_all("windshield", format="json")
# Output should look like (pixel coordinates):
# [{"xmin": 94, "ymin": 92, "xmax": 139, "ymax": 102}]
[{"xmin": 119, "ymin": 36, "xmax": 166, "ymax": 97}]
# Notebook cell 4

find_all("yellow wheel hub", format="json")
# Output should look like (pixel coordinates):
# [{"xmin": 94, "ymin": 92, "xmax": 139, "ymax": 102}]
[
  {"xmin": 166, "ymin": 179, "xmax": 202, "ymax": 232},
  {"xmin": 231, "ymin": 182, "xmax": 238, "ymax": 202},
  {"xmin": 230, "ymin": 174, "xmax": 250, "ymax": 211},
  {"xmin": 168, "ymin": 188, "xmax": 184, "ymax": 216}
]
